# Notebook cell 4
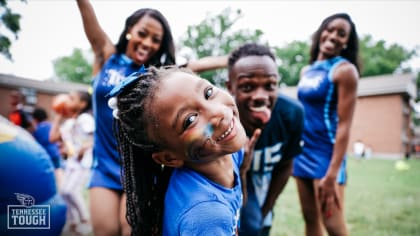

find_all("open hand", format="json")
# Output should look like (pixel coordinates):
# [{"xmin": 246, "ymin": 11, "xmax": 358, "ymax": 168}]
[
  {"xmin": 318, "ymin": 176, "xmax": 341, "ymax": 218},
  {"xmin": 240, "ymin": 128, "xmax": 261, "ymax": 205}
]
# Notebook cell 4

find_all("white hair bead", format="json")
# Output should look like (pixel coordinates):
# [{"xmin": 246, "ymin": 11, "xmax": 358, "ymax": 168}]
[
  {"xmin": 107, "ymin": 97, "xmax": 117, "ymax": 109},
  {"xmin": 112, "ymin": 109, "xmax": 119, "ymax": 119}
]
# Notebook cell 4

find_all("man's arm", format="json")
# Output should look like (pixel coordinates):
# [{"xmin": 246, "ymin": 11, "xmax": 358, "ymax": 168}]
[
  {"xmin": 261, "ymin": 159, "xmax": 292, "ymax": 218},
  {"xmin": 186, "ymin": 55, "xmax": 228, "ymax": 73}
]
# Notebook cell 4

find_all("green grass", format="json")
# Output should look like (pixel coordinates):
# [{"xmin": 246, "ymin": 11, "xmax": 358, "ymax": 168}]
[{"xmin": 270, "ymin": 158, "xmax": 420, "ymax": 236}]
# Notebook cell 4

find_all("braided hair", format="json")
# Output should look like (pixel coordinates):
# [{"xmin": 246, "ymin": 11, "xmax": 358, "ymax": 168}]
[{"xmin": 115, "ymin": 66, "xmax": 192, "ymax": 235}]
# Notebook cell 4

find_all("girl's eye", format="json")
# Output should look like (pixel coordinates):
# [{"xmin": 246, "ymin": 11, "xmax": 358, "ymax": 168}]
[
  {"xmin": 152, "ymin": 37, "xmax": 162, "ymax": 44},
  {"xmin": 204, "ymin": 87, "xmax": 213, "ymax": 99},
  {"xmin": 138, "ymin": 31, "xmax": 147, "ymax": 38},
  {"xmin": 183, "ymin": 114, "xmax": 197, "ymax": 130},
  {"xmin": 338, "ymin": 30, "xmax": 347, "ymax": 37}
]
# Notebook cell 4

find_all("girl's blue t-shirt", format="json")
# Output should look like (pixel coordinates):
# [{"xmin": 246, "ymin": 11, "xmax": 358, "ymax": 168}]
[{"xmin": 163, "ymin": 149, "xmax": 244, "ymax": 236}]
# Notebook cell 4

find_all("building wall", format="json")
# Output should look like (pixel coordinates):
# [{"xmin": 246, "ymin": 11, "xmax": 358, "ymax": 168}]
[
  {"xmin": 35, "ymin": 92, "xmax": 60, "ymax": 120},
  {"xmin": 349, "ymin": 94, "xmax": 407, "ymax": 158},
  {"xmin": 0, "ymin": 87, "xmax": 13, "ymax": 117}
]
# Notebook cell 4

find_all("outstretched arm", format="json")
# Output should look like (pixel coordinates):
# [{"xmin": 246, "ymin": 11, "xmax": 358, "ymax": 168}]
[
  {"xmin": 261, "ymin": 159, "xmax": 292, "ymax": 218},
  {"xmin": 49, "ymin": 114, "xmax": 64, "ymax": 143},
  {"xmin": 186, "ymin": 55, "xmax": 228, "ymax": 73},
  {"xmin": 76, "ymin": 0, "xmax": 115, "ymax": 74}
]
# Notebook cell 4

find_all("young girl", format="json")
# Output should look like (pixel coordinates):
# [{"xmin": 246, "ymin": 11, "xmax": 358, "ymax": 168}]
[
  {"xmin": 75, "ymin": 1, "xmax": 227, "ymax": 234},
  {"xmin": 49, "ymin": 90, "xmax": 94, "ymax": 235},
  {"xmin": 110, "ymin": 66, "xmax": 257, "ymax": 235}
]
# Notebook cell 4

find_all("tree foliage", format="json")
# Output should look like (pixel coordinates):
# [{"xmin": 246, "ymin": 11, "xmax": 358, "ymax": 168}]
[
  {"xmin": 178, "ymin": 7, "xmax": 267, "ymax": 86},
  {"xmin": 275, "ymin": 35, "xmax": 416, "ymax": 86},
  {"xmin": 0, "ymin": 0, "xmax": 25, "ymax": 60},
  {"xmin": 53, "ymin": 48, "xmax": 92, "ymax": 84},
  {"xmin": 177, "ymin": 8, "xmax": 416, "ymax": 87},
  {"xmin": 359, "ymin": 35, "xmax": 416, "ymax": 77},
  {"xmin": 274, "ymin": 40, "xmax": 310, "ymax": 86}
]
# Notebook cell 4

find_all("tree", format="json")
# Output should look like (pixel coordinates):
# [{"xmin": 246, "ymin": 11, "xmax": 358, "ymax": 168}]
[
  {"xmin": 53, "ymin": 48, "xmax": 92, "ymax": 84},
  {"xmin": 177, "ymin": 7, "xmax": 267, "ymax": 86},
  {"xmin": 0, "ymin": 0, "xmax": 25, "ymax": 60},
  {"xmin": 272, "ymin": 35, "xmax": 417, "ymax": 86},
  {"xmin": 359, "ymin": 35, "xmax": 416, "ymax": 77},
  {"xmin": 274, "ymin": 40, "xmax": 310, "ymax": 86}
]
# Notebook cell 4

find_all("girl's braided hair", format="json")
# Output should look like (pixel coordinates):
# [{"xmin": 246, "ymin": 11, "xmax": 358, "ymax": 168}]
[{"xmin": 114, "ymin": 66, "xmax": 192, "ymax": 235}]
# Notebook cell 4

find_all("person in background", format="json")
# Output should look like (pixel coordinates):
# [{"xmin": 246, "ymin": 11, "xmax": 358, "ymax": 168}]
[
  {"xmin": 292, "ymin": 13, "xmax": 360, "ymax": 236},
  {"xmin": 0, "ymin": 115, "xmax": 67, "ymax": 236},
  {"xmin": 32, "ymin": 107, "xmax": 64, "ymax": 189},
  {"xmin": 353, "ymin": 139, "xmax": 365, "ymax": 159},
  {"xmin": 50, "ymin": 90, "xmax": 94, "ymax": 235},
  {"xmin": 8, "ymin": 90, "xmax": 34, "ymax": 132},
  {"xmin": 76, "ymin": 0, "xmax": 227, "ymax": 235},
  {"xmin": 226, "ymin": 43, "xmax": 305, "ymax": 235}
]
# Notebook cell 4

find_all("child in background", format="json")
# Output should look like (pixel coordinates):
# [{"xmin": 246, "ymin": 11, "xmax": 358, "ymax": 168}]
[
  {"xmin": 50, "ymin": 90, "xmax": 94, "ymax": 235},
  {"xmin": 111, "ymin": 66, "xmax": 259, "ymax": 235},
  {"xmin": 32, "ymin": 107, "xmax": 64, "ymax": 189}
]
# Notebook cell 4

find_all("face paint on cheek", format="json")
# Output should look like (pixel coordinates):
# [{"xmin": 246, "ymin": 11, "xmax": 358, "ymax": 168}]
[
  {"xmin": 186, "ymin": 142, "xmax": 207, "ymax": 162},
  {"xmin": 204, "ymin": 123, "xmax": 216, "ymax": 145},
  {"xmin": 185, "ymin": 123, "xmax": 216, "ymax": 161}
]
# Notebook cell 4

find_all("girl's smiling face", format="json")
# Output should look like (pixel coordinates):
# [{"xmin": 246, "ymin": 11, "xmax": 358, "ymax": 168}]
[
  {"xmin": 126, "ymin": 15, "xmax": 163, "ymax": 65},
  {"xmin": 149, "ymin": 71, "xmax": 247, "ymax": 163},
  {"xmin": 318, "ymin": 18, "xmax": 351, "ymax": 60}
]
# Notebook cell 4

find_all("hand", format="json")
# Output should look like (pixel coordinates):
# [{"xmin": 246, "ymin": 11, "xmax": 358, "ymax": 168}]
[
  {"xmin": 318, "ymin": 176, "xmax": 341, "ymax": 218},
  {"xmin": 240, "ymin": 128, "xmax": 261, "ymax": 205},
  {"xmin": 240, "ymin": 129, "xmax": 261, "ymax": 177}
]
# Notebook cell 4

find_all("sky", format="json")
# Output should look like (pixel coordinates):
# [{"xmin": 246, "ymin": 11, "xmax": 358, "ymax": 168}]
[{"xmin": 1, "ymin": 0, "xmax": 419, "ymax": 80}]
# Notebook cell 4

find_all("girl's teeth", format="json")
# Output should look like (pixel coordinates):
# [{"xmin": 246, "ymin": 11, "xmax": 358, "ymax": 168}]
[{"xmin": 217, "ymin": 121, "xmax": 234, "ymax": 142}]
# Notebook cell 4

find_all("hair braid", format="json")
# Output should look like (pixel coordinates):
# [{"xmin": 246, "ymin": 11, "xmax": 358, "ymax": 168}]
[{"xmin": 115, "ymin": 66, "xmax": 184, "ymax": 235}]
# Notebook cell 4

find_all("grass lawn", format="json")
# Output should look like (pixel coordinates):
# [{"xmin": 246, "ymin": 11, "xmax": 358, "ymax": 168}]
[{"xmin": 270, "ymin": 157, "xmax": 420, "ymax": 236}]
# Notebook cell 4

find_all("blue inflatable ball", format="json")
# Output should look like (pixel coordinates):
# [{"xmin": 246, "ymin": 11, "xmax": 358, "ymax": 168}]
[{"xmin": 0, "ymin": 116, "xmax": 67, "ymax": 236}]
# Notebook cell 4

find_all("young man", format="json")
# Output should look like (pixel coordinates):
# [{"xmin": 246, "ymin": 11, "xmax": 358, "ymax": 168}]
[{"xmin": 227, "ymin": 43, "xmax": 304, "ymax": 235}]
